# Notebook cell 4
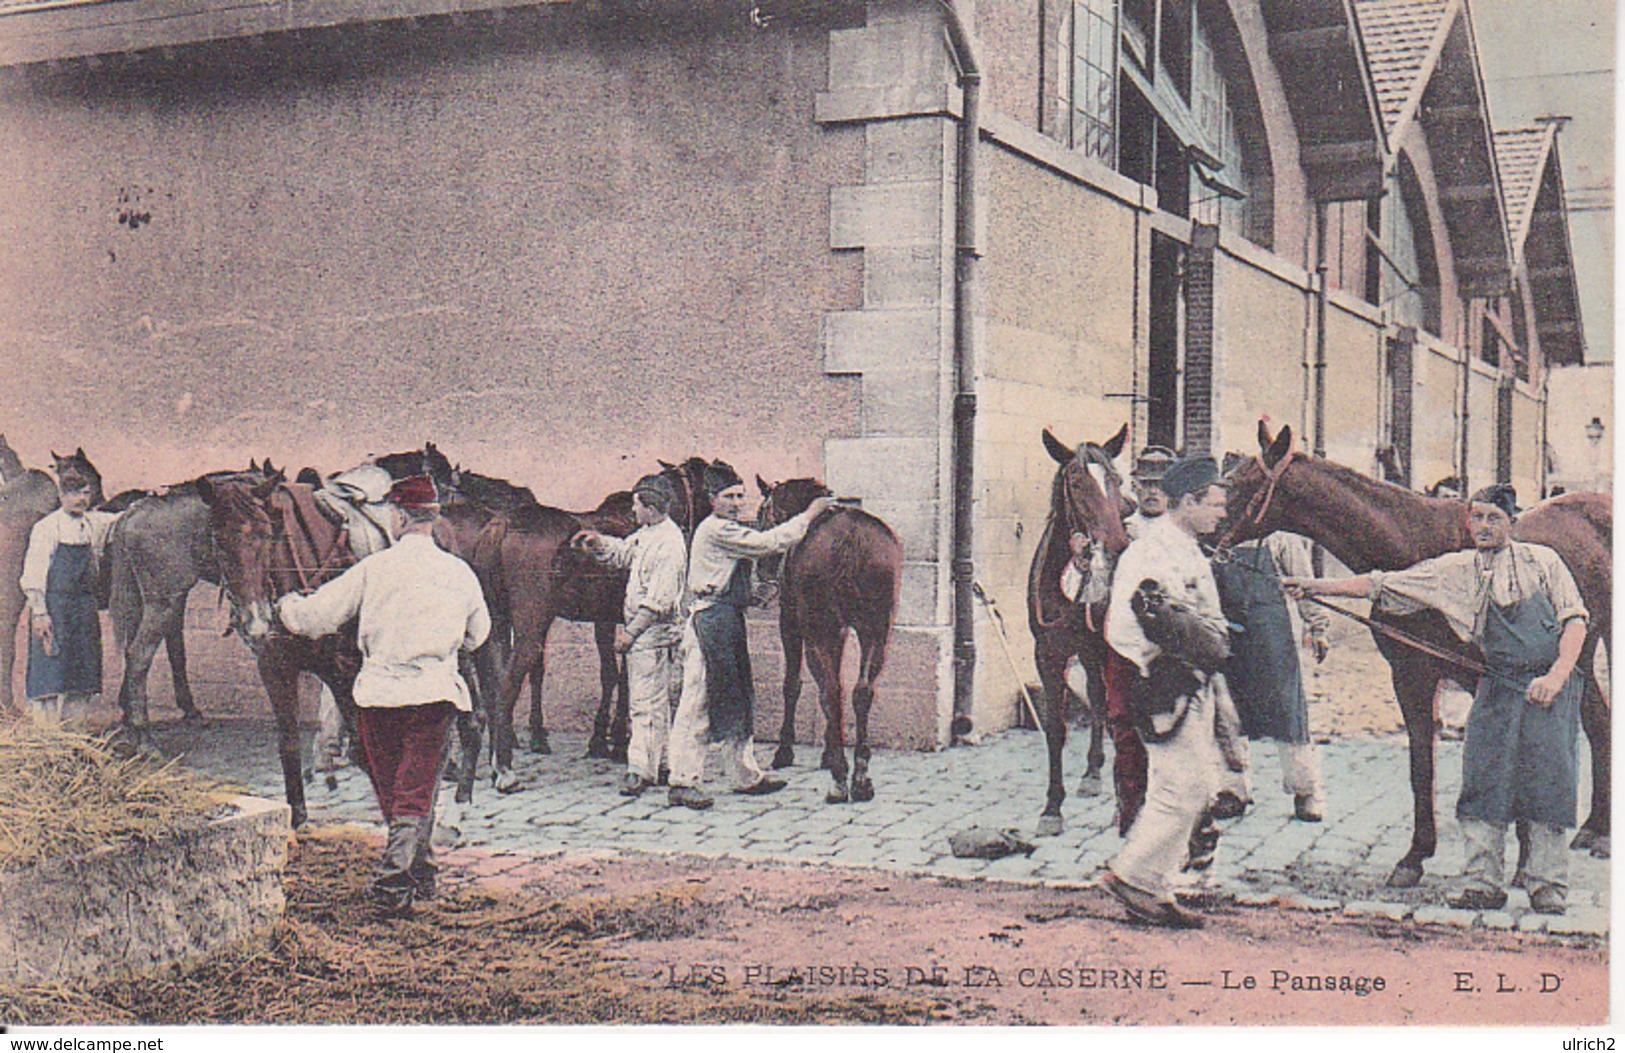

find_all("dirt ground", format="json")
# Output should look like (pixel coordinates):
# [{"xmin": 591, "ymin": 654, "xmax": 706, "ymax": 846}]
[{"xmin": 0, "ymin": 829, "xmax": 1605, "ymax": 1027}]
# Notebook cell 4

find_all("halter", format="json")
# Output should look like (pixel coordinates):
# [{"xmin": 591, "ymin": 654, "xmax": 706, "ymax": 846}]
[
  {"xmin": 216, "ymin": 484, "xmax": 352, "ymax": 645},
  {"xmin": 1215, "ymin": 439, "xmax": 1297, "ymax": 553},
  {"xmin": 1034, "ymin": 446, "xmax": 1122, "ymax": 634}
]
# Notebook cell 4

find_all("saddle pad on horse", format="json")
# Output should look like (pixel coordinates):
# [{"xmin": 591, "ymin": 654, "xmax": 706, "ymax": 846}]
[{"xmin": 317, "ymin": 465, "xmax": 395, "ymax": 558}]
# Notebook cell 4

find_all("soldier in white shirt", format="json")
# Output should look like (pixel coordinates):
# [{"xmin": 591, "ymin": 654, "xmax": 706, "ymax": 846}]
[
  {"xmin": 573, "ymin": 474, "xmax": 689, "ymax": 798},
  {"xmin": 666, "ymin": 463, "xmax": 831, "ymax": 809},
  {"xmin": 276, "ymin": 474, "xmax": 491, "ymax": 918},
  {"xmin": 1102, "ymin": 455, "xmax": 1232, "ymax": 929},
  {"xmin": 20, "ymin": 464, "xmax": 118, "ymax": 727}
]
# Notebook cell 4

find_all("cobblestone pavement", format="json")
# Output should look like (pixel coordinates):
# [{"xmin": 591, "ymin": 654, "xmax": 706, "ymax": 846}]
[{"xmin": 156, "ymin": 719, "xmax": 1609, "ymax": 938}]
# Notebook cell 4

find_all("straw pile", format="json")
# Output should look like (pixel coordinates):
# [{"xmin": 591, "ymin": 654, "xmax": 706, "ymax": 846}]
[{"xmin": 0, "ymin": 724, "xmax": 229, "ymax": 873}]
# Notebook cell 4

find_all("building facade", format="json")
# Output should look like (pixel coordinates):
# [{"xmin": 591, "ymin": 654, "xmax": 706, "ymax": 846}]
[{"xmin": 0, "ymin": 0, "xmax": 1590, "ymax": 743}]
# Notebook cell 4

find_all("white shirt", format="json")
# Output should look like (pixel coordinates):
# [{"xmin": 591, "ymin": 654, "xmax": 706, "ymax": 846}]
[
  {"xmin": 593, "ymin": 517, "xmax": 687, "ymax": 647},
  {"xmin": 1368, "ymin": 540, "xmax": 1588, "ymax": 643},
  {"xmin": 20, "ymin": 507, "xmax": 120, "ymax": 615},
  {"xmin": 1106, "ymin": 514, "xmax": 1227, "ymax": 676},
  {"xmin": 277, "ymin": 533, "xmax": 491, "ymax": 711},
  {"xmin": 686, "ymin": 511, "xmax": 817, "ymax": 610}
]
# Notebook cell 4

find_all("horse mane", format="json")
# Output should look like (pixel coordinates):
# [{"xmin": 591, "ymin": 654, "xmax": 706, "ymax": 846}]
[{"xmin": 454, "ymin": 470, "xmax": 536, "ymax": 512}]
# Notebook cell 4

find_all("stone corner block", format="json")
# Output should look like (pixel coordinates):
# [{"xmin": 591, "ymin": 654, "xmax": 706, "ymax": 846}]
[
  {"xmin": 822, "ymin": 308, "xmax": 940, "ymax": 377},
  {"xmin": 831, "ymin": 182, "xmax": 941, "ymax": 250}
]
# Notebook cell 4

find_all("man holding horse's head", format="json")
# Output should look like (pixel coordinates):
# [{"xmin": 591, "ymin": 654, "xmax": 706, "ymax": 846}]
[
  {"xmin": 275, "ymin": 473, "xmax": 491, "ymax": 918},
  {"xmin": 1285, "ymin": 483, "xmax": 1588, "ymax": 915},
  {"xmin": 666, "ymin": 462, "xmax": 831, "ymax": 809}
]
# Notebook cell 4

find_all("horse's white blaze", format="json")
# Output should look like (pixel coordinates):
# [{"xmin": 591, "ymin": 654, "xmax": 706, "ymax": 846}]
[{"xmin": 1086, "ymin": 459, "xmax": 1110, "ymax": 497}]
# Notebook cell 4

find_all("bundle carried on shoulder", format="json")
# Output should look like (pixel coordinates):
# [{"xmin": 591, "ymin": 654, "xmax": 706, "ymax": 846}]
[{"xmin": 1127, "ymin": 578, "xmax": 1231, "ymax": 742}]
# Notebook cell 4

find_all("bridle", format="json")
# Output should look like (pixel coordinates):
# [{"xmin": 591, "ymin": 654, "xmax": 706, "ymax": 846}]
[
  {"xmin": 1214, "ymin": 444, "xmax": 1297, "ymax": 554},
  {"xmin": 216, "ymin": 484, "xmax": 352, "ymax": 645},
  {"xmin": 1035, "ymin": 446, "xmax": 1124, "ymax": 634}
]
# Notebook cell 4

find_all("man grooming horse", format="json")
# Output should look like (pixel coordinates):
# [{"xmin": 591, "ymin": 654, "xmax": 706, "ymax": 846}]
[
  {"xmin": 276, "ymin": 474, "xmax": 491, "ymax": 918},
  {"xmin": 1285, "ymin": 484, "xmax": 1587, "ymax": 914},
  {"xmin": 665, "ymin": 463, "xmax": 830, "ymax": 810},
  {"xmin": 573, "ymin": 473, "xmax": 688, "ymax": 798}
]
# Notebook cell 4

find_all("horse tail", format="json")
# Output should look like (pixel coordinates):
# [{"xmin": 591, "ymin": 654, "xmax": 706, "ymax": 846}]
[{"xmin": 108, "ymin": 520, "xmax": 142, "ymax": 651}]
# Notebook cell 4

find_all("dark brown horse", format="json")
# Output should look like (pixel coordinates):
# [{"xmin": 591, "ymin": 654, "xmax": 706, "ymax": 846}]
[
  {"xmin": 756, "ymin": 477, "xmax": 902, "ymax": 803},
  {"xmin": 1219, "ymin": 422, "xmax": 1611, "ymax": 885},
  {"xmin": 0, "ymin": 442, "xmax": 104, "ymax": 716},
  {"xmin": 1026, "ymin": 426, "xmax": 1133, "ymax": 835}
]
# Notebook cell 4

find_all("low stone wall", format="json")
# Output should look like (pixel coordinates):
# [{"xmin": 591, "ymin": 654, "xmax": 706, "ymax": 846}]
[{"xmin": 0, "ymin": 795, "xmax": 290, "ymax": 986}]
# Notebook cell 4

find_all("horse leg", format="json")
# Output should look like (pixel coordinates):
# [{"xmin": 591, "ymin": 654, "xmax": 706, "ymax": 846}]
[
  {"xmin": 1574, "ymin": 655, "xmax": 1609, "ymax": 857},
  {"xmin": 117, "ymin": 601, "xmax": 170, "ymax": 732},
  {"xmin": 496, "ymin": 624, "xmax": 549, "ymax": 792},
  {"xmin": 849, "ymin": 626, "xmax": 890, "ymax": 803},
  {"xmin": 805, "ymin": 634, "xmax": 848, "ymax": 804},
  {"xmin": 0, "ymin": 593, "xmax": 19, "ymax": 716},
  {"xmin": 611, "ymin": 646, "xmax": 631, "ymax": 763},
  {"xmin": 1388, "ymin": 663, "xmax": 1440, "ymax": 887},
  {"xmin": 162, "ymin": 602, "xmax": 204, "ymax": 722},
  {"xmin": 1079, "ymin": 664, "xmax": 1106, "ymax": 797},
  {"xmin": 453, "ymin": 652, "xmax": 484, "ymax": 806},
  {"xmin": 586, "ymin": 622, "xmax": 616, "ymax": 759},
  {"xmin": 772, "ymin": 604, "xmax": 803, "ymax": 770},
  {"xmin": 528, "ymin": 652, "xmax": 551, "ymax": 755},
  {"xmin": 259, "ymin": 651, "xmax": 308, "ymax": 829},
  {"xmin": 1034, "ymin": 638, "xmax": 1069, "ymax": 836}
]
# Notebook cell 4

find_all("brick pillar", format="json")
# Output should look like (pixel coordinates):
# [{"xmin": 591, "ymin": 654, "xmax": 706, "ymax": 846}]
[
  {"xmin": 1182, "ymin": 223, "xmax": 1219, "ymax": 456},
  {"xmin": 1389, "ymin": 328, "xmax": 1415, "ymax": 488}
]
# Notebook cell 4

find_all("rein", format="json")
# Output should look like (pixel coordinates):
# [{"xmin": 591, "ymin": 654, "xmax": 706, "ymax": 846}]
[
  {"xmin": 274, "ymin": 488, "xmax": 352, "ymax": 594},
  {"xmin": 1033, "ymin": 452, "xmax": 1119, "ymax": 635}
]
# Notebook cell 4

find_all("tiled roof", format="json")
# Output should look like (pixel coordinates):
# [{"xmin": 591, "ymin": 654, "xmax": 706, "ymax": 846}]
[
  {"xmin": 1351, "ymin": 0, "xmax": 1455, "ymax": 135},
  {"xmin": 1493, "ymin": 126, "xmax": 1554, "ymax": 252}
]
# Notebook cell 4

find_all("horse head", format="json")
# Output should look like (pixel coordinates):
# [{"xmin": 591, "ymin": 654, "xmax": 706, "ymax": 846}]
[
  {"xmin": 1042, "ymin": 424, "xmax": 1132, "ymax": 562},
  {"xmin": 1214, "ymin": 420, "xmax": 1298, "ymax": 549},
  {"xmin": 755, "ymin": 475, "xmax": 832, "ymax": 531},
  {"xmin": 659, "ymin": 456, "xmax": 720, "ymax": 537},
  {"xmin": 196, "ymin": 471, "xmax": 288, "ymax": 646},
  {"xmin": 51, "ymin": 446, "xmax": 106, "ymax": 506}
]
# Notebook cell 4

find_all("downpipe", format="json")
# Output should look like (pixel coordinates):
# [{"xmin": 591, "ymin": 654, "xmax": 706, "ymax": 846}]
[{"xmin": 942, "ymin": 0, "xmax": 982, "ymax": 743}]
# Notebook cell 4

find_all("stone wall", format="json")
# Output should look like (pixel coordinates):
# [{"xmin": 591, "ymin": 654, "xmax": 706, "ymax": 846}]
[{"xmin": 0, "ymin": 795, "xmax": 289, "ymax": 985}]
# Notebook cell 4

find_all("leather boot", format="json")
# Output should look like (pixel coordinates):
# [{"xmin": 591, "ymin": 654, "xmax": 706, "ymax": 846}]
[
  {"xmin": 409, "ymin": 812, "xmax": 439, "ymax": 901},
  {"xmin": 374, "ymin": 818, "xmax": 421, "ymax": 918}
]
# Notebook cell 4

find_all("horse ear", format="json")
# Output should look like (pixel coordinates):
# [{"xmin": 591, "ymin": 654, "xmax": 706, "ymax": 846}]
[
  {"xmin": 756, "ymin": 474, "xmax": 771, "ymax": 496},
  {"xmin": 1102, "ymin": 423, "xmax": 1129, "ymax": 460},
  {"xmin": 264, "ymin": 459, "xmax": 277, "ymax": 475},
  {"xmin": 1262, "ymin": 425, "xmax": 1294, "ymax": 468},
  {"xmin": 75, "ymin": 447, "xmax": 86, "ymax": 459},
  {"xmin": 1256, "ymin": 419, "xmax": 1276, "ymax": 452},
  {"xmin": 658, "ymin": 459, "xmax": 674, "ymax": 470},
  {"xmin": 1042, "ymin": 429, "xmax": 1073, "ymax": 465},
  {"xmin": 252, "ymin": 475, "xmax": 281, "ymax": 500}
]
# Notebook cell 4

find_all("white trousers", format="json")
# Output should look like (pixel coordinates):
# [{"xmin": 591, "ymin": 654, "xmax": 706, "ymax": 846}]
[
  {"xmin": 26, "ymin": 692, "xmax": 93, "ymax": 729},
  {"xmin": 1460, "ymin": 817, "xmax": 1568, "ymax": 898},
  {"xmin": 625, "ymin": 641, "xmax": 677, "ymax": 782},
  {"xmin": 1221, "ymin": 738, "xmax": 1324, "ymax": 800},
  {"xmin": 668, "ymin": 620, "xmax": 766, "ymax": 790},
  {"xmin": 1110, "ymin": 687, "xmax": 1223, "ymax": 901}
]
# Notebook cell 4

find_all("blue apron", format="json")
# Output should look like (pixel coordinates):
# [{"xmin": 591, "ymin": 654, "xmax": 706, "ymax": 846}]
[
  {"xmin": 1213, "ymin": 542, "xmax": 1309, "ymax": 743},
  {"xmin": 691, "ymin": 561, "xmax": 755, "ymax": 743},
  {"xmin": 27, "ymin": 541, "xmax": 102, "ymax": 700},
  {"xmin": 1457, "ymin": 591, "xmax": 1580, "ymax": 828}
]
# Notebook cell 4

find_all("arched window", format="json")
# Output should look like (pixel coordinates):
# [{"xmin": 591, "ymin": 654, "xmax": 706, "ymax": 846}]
[
  {"xmin": 1188, "ymin": 2, "xmax": 1272, "ymax": 247},
  {"xmin": 1384, "ymin": 158, "xmax": 1442, "ymax": 336}
]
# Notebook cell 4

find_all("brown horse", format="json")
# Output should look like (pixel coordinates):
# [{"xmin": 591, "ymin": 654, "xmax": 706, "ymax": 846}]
[
  {"xmin": 195, "ymin": 473, "xmax": 366, "ymax": 828},
  {"xmin": 1027, "ymin": 425, "xmax": 1133, "ymax": 835},
  {"xmin": 755, "ymin": 477, "xmax": 902, "ymax": 804},
  {"xmin": 1219, "ymin": 422, "xmax": 1611, "ymax": 885},
  {"xmin": 0, "ymin": 442, "xmax": 104, "ymax": 716}
]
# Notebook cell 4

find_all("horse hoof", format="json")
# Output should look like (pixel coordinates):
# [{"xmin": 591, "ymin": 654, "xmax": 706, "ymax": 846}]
[
  {"xmin": 826, "ymin": 783, "xmax": 850, "ymax": 805},
  {"xmin": 292, "ymin": 810, "xmax": 308, "ymax": 830},
  {"xmin": 1036, "ymin": 815, "xmax": 1064, "ymax": 837},
  {"xmin": 1077, "ymin": 773, "xmax": 1104, "ymax": 797},
  {"xmin": 180, "ymin": 710, "xmax": 207, "ymax": 727},
  {"xmin": 771, "ymin": 747, "xmax": 795, "ymax": 770},
  {"xmin": 494, "ymin": 771, "xmax": 523, "ymax": 794},
  {"xmin": 325, "ymin": 773, "xmax": 339, "ymax": 791},
  {"xmin": 1570, "ymin": 828, "xmax": 1597, "ymax": 851},
  {"xmin": 529, "ymin": 736, "xmax": 553, "ymax": 756},
  {"xmin": 1386, "ymin": 862, "xmax": 1424, "ymax": 888},
  {"xmin": 852, "ymin": 777, "xmax": 875, "ymax": 803},
  {"xmin": 584, "ymin": 740, "xmax": 611, "ymax": 760},
  {"xmin": 609, "ymin": 746, "xmax": 629, "ymax": 765},
  {"xmin": 1589, "ymin": 836, "xmax": 1610, "ymax": 860}
]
